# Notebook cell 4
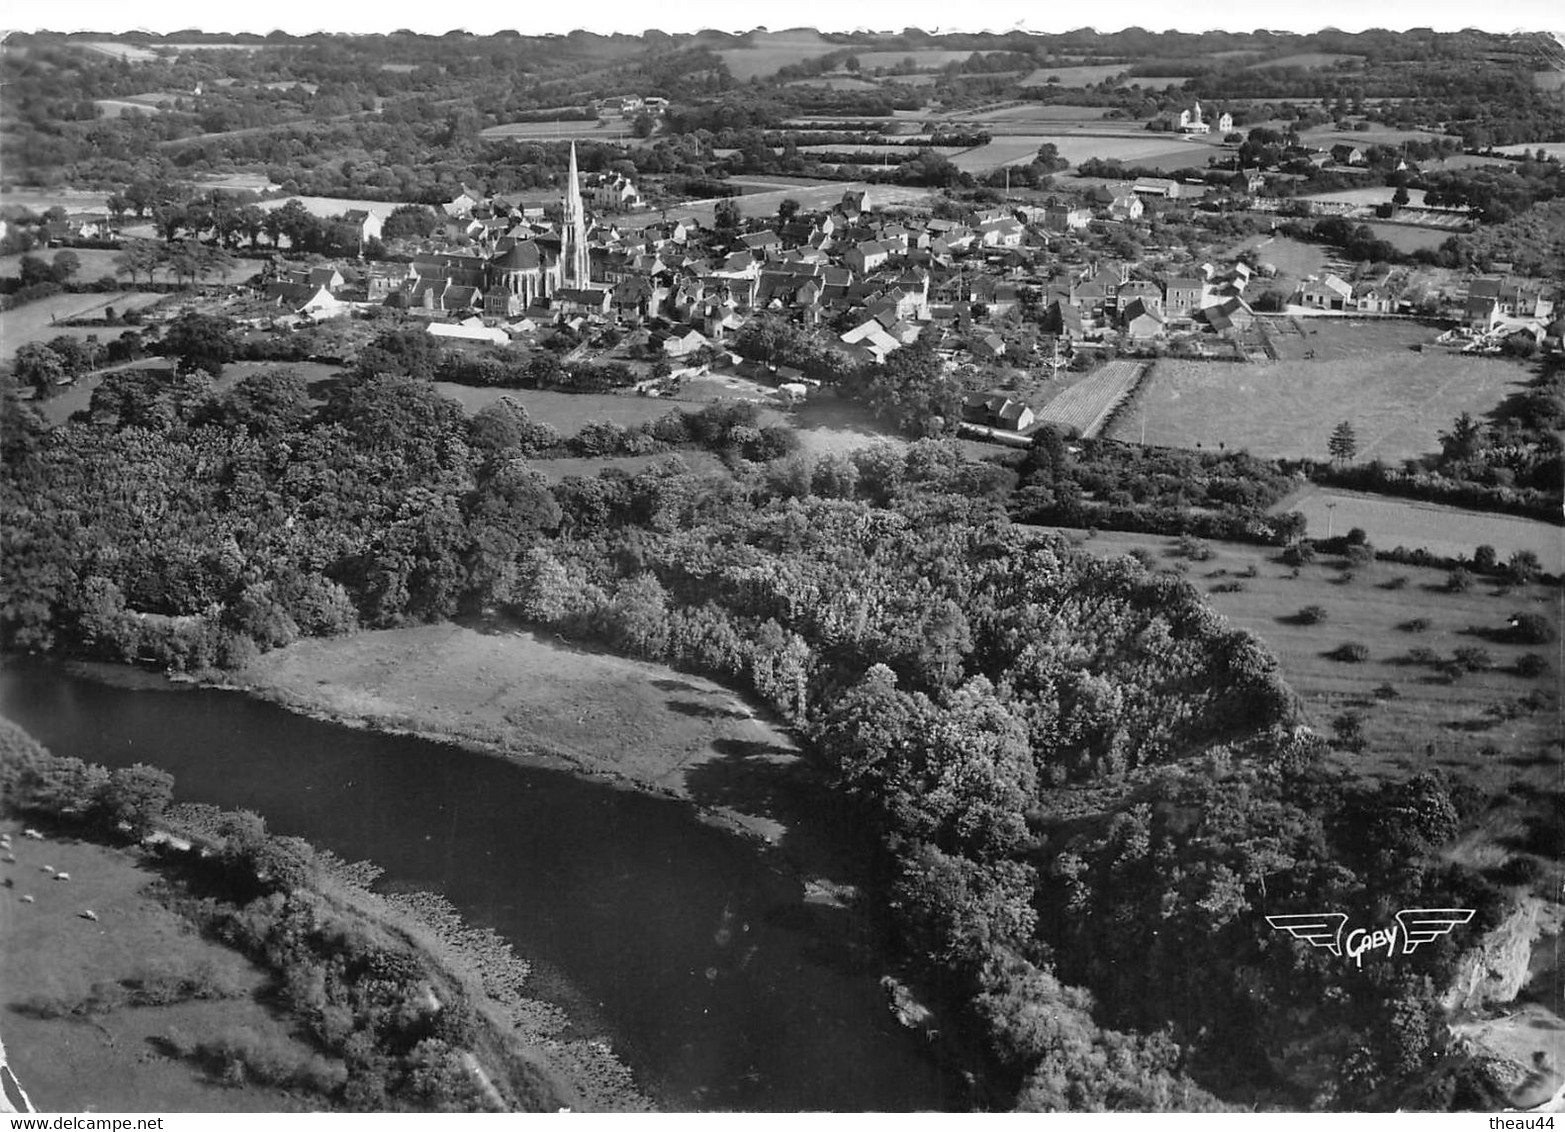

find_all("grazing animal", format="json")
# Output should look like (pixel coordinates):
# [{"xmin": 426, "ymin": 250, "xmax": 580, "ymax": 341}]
[
  {"xmin": 41, "ymin": 865, "xmax": 54, "ymax": 875},
  {"xmin": 23, "ymin": 829, "xmax": 43, "ymax": 840},
  {"xmin": 3, "ymin": 854, "xmax": 15, "ymax": 864},
  {"xmin": 54, "ymin": 872, "xmax": 71, "ymax": 882},
  {"xmin": 80, "ymin": 910, "xmax": 98, "ymax": 922},
  {"xmin": 19, "ymin": 894, "xmax": 34, "ymax": 903}
]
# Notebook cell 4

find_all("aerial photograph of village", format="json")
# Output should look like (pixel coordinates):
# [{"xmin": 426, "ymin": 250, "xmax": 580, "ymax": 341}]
[{"xmin": 0, "ymin": 0, "xmax": 1560, "ymax": 1116}]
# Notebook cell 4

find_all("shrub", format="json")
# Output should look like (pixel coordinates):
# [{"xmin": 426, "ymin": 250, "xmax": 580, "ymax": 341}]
[
  {"xmin": 1453, "ymin": 646, "xmax": 1494, "ymax": 672},
  {"xmin": 1380, "ymin": 575, "xmax": 1409, "ymax": 590},
  {"xmin": 1282, "ymin": 542, "xmax": 1316, "ymax": 567},
  {"xmin": 1515, "ymin": 654, "xmax": 1549, "ymax": 678},
  {"xmin": 1446, "ymin": 568, "xmax": 1473, "ymax": 593},
  {"xmin": 1211, "ymin": 581, "xmax": 1246, "ymax": 593},
  {"xmin": 1373, "ymin": 682, "xmax": 1401, "ymax": 700},
  {"xmin": 1331, "ymin": 712, "xmax": 1367, "ymax": 752},
  {"xmin": 1329, "ymin": 642, "xmax": 1370, "ymax": 662},
  {"xmin": 1406, "ymin": 646, "xmax": 1441, "ymax": 665},
  {"xmin": 1401, "ymin": 618, "xmax": 1431, "ymax": 633},
  {"xmin": 1297, "ymin": 605, "xmax": 1329, "ymax": 624},
  {"xmin": 1509, "ymin": 612, "xmax": 1554, "ymax": 644}
]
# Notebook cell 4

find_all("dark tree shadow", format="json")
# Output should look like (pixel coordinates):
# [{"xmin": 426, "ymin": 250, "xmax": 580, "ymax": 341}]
[
  {"xmin": 650, "ymin": 678, "xmax": 706, "ymax": 694},
  {"xmin": 666, "ymin": 700, "xmax": 751, "ymax": 722}
]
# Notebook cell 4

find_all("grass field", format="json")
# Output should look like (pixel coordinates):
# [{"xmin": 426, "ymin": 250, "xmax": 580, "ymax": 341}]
[
  {"xmin": 950, "ymin": 133, "xmax": 1208, "ymax": 172},
  {"xmin": 1019, "ymin": 65, "xmax": 1132, "ymax": 87},
  {"xmin": 1302, "ymin": 186, "xmax": 1431, "ymax": 207},
  {"xmin": 1, "ymin": 247, "xmax": 126, "ymax": 282},
  {"xmin": 431, "ymin": 384, "xmax": 679, "ymax": 430},
  {"xmin": 257, "ymin": 195, "xmax": 409, "ymax": 219},
  {"xmin": 0, "ymin": 820, "xmax": 314, "ymax": 1112},
  {"xmin": 1497, "ymin": 142, "xmax": 1565, "ymax": 159},
  {"xmin": 1035, "ymin": 529, "xmax": 1562, "ymax": 798},
  {"xmin": 242, "ymin": 623, "xmax": 807, "ymax": 845},
  {"xmin": 77, "ymin": 41, "xmax": 159, "ymax": 62},
  {"xmin": 673, "ymin": 181, "xmax": 931, "ymax": 227},
  {"xmin": 713, "ymin": 33, "xmax": 843, "ymax": 81},
  {"xmin": 1225, "ymin": 234, "xmax": 1329, "ymax": 293},
  {"xmin": 1361, "ymin": 221, "xmax": 1454, "ymax": 253},
  {"xmin": 850, "ymin": 49, "xmax": 978, "ymax": 70},
  {"xmin": 1247, "ymin": 52, "xmax": 1364, "ymax": 69},
  {"xmin": 1, "ymin": 291, "xmax": 164, "ymax": 363},
  {"xmin": 94, "ymin": 99, "xmax": 166, "ymax": 118},
  {"xmin": 480, "ymin": 119, "xmax": 637, "ymax": 141},
  {"xmin": 1274, "ymin": 488, "xmax": 1563, "ymax": 568},
  {"xmin": 946, "ymin": 103, "xmax": 1116, "ymax": 122},
  {"xmin": 1108, "ymin": 324, "xmax": 1535, "ymax": 462}
]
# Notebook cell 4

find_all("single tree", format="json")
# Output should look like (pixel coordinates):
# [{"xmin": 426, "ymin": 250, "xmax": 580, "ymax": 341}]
[{"xmin": 1328, "ymin": 420, "xmax": 1358, "ymax": 462}]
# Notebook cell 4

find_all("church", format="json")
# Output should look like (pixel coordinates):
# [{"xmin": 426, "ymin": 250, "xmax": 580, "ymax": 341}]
[
  {"xmin": 482, "ymin": 142, "xmax": 597, "ymax": 318},
  {"xmin": 1177, "ymin": 102, "xmax": 1234, "ymax": 135}
]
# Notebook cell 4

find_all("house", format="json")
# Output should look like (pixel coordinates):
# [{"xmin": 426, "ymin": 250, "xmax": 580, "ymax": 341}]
[
  {"xmin": 971, "ymin": 332, "xmax": 1007, "ymax": 360},
  {"xmin": 1108, "ymin": 193, "xmax": 1145, "ymax": 221},
  {"xmin": 1041, "ymin": 201, "xmax": 1092, "ymax": 232},
  {"xmin": 1163, "ymin": 277, "xmax": 1206, "ymax": 317},
  {"xmin": 1202, "ymin": 296, "xmax": 1256, "ymax": 334},
  {"xmin": 976, "ymin": 216, "xmax": 1025, "ymax": 248},
  {"xmin": 341, "ymin": 209, "xmax": 383, "ymax": 245},
  {"xmin": 841, "ymin": 318, "xmax": 903, "ymax": 362},
  {"xmin": 740, "ymin": 231, "xmax": 783, "ymax": 258},
  {"xmin": 443, "ymin": 186, "xmax": 484, "ymax": 219},
  {"xmin": 845, "ymin": 240, "xmax": 895, "ymax": 276},
  {"xmin": 1297, "ymin": 273, "xmax": 1353, "ymax": 311},
  {"xmin": 963, "ymin": 392, "xmax": 1034, "ymax": 432},
  {"xmin": 1122, "ymin": 298, "xmax": 1166, "ymax": 339},
  {"xmin": 1042, "ymin": 299, "xmax": 1085, "ymax": 340},
  {"xmin": 1177, "ymin": 102, "xmax": 1211, "ymax": 134},
  {"xmin": 1133, "ymin": 178, "xmax": 1181, "ymax": 200},
  {"xmin": 428, "ymin": 318, "xmax": 509, "ymax": 345},
  {"xmin": 1116, "ymin": 279, "xmax": 1163, "ymax": 315},
  {"xmin": 1330, "ymin": 145, "xmax": 1366, "ymax": 166},
  {"xmin": 553, "ymin": 287, "xmax": 612, "ymax": 317}
]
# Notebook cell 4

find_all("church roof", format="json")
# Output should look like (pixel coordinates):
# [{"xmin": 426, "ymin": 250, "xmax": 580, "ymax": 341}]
[{"xmin": 495, "ymin": 240, "xmax": 544, "ymax": 271}]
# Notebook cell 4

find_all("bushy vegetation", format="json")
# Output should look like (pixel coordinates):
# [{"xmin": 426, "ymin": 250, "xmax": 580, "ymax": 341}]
[{"xmin": 0, "ymin": 720, "xmax": 571, "ymax": 1112}]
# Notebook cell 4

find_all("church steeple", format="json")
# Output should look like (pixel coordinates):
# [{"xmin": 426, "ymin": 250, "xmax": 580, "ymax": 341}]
[{"xmin": 561, "ymin": 142, "xmax": 591, "ymax": 289}]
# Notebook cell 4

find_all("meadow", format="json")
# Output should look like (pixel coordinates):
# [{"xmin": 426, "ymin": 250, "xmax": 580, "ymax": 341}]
[
  {"xmin": 712, "ymin": 32, "xmax": 844, "ymax": 81},
  {"xmin": 479, "ymin": 119, "xmax": 637, "ymax": 141},
  {"xmin": 1247, "ymin": 52, "xmax": 1364, "ymax": 69},
  {"xmin": 430, "ymin": 384, "xmax": 677, "ymax": 430},
  {"xmin": 1, "ymin": 292, "xmax": 164, "ymax": 363},
  {"xmin": 1018, "ymin": 65, "xmax": 1133, "ymax": 87},
  {"xmin": 1037, "ymin": 529, "xmax": 1561, "ymax": 801},
  {"xmin": 1107, "ymin": 324, "xmax": 1534, "ymax": 462},
  {"xmin": 1224, "ymin": 234, "xmax": 1329, "ymax": 294},
  {"xmin": 1360, "ymin": 221, "xmax": 1454, "ymax": 253},
  {"xmin": 0, "ymin": 821, "xmax": 316, "ymax": 1113},
  {"xmin": 949, "ymin": 133, "xmax": 1208, "ymax": 172},
  {"xmin": 0, "ymin": 247, "xmax": 125, "ymax": 282},
  {"xmin": 1275, "ymin": 487, "xmax": 1563, "ymax": 568}
]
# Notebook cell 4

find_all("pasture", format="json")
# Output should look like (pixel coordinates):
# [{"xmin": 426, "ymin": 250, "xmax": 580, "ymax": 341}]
[
  {"xmin": 94, "ymin": 100, "xmax": 166, "ymax": 118},
  {"xmin": 951, "ymin": 104, "xmax": 1116, "ymax": 122},
  {"xmin": 1, "ymin": 292, "xmax": 164, "ymax": 364},
  {"xmin": 77, "ymin": 41, "xmax": 159, "ymax": 62},
  {"xmin": 0, "ymin": 820, "xmax": 315, "ymax": 1113},
  {"xmin": 1040, "ymin": 529, "xmax": 1561, "ymax": 799},
  {"xmin": 1274, "ymin": 488, "xmax": 1563, "ymax": 568},
  {"xmin": 1303, "ymin": 186, "xmax": 1431, "ymax": 207},
  {"xmin": 1108, "ymin": 327, "xmax": 1534, "ymax": 462},
  {"xmin": 1, "ymin": 247, "xmax": 125, "ymax": 282},
  {"xmin": 257, "ymin": 196, "xmax": 410, "ymax": 219},
  {"xmin": 1225, "ymin": 234, "xmax": 1328, "ymax": 292}
]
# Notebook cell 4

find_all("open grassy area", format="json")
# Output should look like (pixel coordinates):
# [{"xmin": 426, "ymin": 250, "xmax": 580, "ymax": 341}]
[
  {"xmin": 1274, "ymin": 488, "xmax": 1563, "ymax": 569},
  {"xmin": 240, "ymin": 623, "xmax": 805, "ymax": 845},
  {"xmin": 1019, "ymin": 65, "xmax": 1132, "ymax": 87},
  {"xmin": 1225, "ymin": 234, "xmax": 1329, "ymax": 295},
  {"xmin": 1, "ymin": 247, "xmax": 128, "ymax": 283},
  {"xmin": 478, "ymin": 119, "xmax": 637, "ymax": 142},
  {"xmin": 1360, "ymin": 222, "xmax": 1454, "ymax": 253},
  {"xmin": 430, "ymin": 384, "xmax": 678, "ymax": 430},
  {"xmin": 1108, "ymin": 326, "xmax": 1534, "ymax": 462},
  {"xmin": 0, "ymin": 292, "xmax": 165, "ymax": 363},
  {"xmin": 0, "ymin": 821, "xmax": 315, "ymax": 1112},
  {"xmin": 1247, "ymin": 52, "xmax": 1364, "ymax": 70},
  {"xmin": 1035, "ymin": 529, "xmax": 1562, "ymax": 800},
  {"xmin": 950, "ymin": 133, "xmax": 1209, "ymax": 172}
]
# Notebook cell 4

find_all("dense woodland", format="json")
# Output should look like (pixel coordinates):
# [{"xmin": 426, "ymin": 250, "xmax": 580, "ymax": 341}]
[{"xmin": 0, "ymin": 353, "xmax": 1526, "ymax": 1109}]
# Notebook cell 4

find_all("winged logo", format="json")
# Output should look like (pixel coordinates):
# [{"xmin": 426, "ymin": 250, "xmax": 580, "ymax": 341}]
[
  {"xmin": 1265, "ymin": 912, "xmax": 1348, "ymax": 956},
  {"xmin": 1395, "ymin": 908, "xmax": 1475, "ymax": 954}
]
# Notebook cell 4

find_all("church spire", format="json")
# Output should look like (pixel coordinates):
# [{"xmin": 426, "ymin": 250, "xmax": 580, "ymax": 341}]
[{"xmin": 561, "ymin": 142, "xmax": 591, "ymax": 289}]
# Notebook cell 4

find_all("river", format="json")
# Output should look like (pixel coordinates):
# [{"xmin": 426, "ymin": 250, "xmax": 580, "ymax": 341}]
[{"xmin": 0, "ymin": 660, "xmax": 965, "ymax": 1112}]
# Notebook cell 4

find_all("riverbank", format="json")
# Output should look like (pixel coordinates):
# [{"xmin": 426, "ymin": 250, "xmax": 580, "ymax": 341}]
[{"xmin": 235, "ymin": 620, "xmax": 815, "ymax": 852}]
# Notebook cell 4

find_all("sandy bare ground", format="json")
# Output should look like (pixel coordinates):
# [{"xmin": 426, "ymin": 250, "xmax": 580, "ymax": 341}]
[{"xmin": 238, "ymin": 623, "xmax": 805, "ymax": 845}]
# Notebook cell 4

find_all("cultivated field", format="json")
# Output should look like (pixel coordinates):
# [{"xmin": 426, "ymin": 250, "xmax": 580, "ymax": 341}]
[
  {"xmin": 1302, "ymin": 126, "xmax": 1451, "ymax": 147},
  {"xmin": 0, "ymin": 819, "xmax": 314, "ymax": 1113},
  {"xmin": 1038, "ymin": 529, "xmax": 1561, "ymax": 799},
  {"xmin": 1274, "ymin": 488, "xmax": 1563, "ymax": 568},
  {"xmin": 1, "ymin": 292, "xmax": 164, "ymax": 363},
  {"xmin": 1036, "ymin": 360, "xmax": 1147, "ymax": 437},
  {"xmin": 479, "ymin": 119, "xmax": 637, "ymax": 141},
  {"xmin": 1109, "ymin": 325, "xmax": 1535, "ymax": 462}
]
